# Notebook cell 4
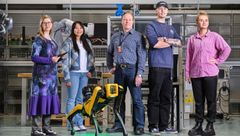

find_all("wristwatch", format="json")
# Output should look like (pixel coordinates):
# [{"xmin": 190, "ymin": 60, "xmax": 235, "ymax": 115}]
[{"xmin": 138, "ymin": 74, "xmax": 142, "ymax": 78}]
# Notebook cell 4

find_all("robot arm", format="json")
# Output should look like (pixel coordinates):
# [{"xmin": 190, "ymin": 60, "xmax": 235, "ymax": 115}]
[
  {"xmin": 0, "ymin": 10, "xmax": 13, "ymax": 35},
  {"xmin": 52, "ymin": 18, "xmax": 93, "ymax": 48}
]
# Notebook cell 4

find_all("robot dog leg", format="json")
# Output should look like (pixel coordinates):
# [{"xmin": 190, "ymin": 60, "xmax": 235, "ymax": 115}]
[
  {"xmin": 113, "ymin": 85, "xmax": 128, "ymax": 136},
  {"xmin": 66, "ymin": 86, "xmax": 104, "ymax": 135},
  {"xmin": 66, "ymin": 104, "xmax": 83, "ymax": 135}
]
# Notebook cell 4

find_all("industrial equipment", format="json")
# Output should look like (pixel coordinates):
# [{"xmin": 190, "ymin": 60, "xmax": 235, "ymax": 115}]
[
  {"xmin": 0, "ymin": 10, "xmax": 13, "ymax": 35},
  {"xmin": 66, "ymin": 83, "xmax": 128, "ymax": 136}
]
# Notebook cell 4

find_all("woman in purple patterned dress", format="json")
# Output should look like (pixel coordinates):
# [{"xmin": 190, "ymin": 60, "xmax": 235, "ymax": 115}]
[{"xmin": 28, "ymin": 15, "xmax": 60, "ymax": 136}]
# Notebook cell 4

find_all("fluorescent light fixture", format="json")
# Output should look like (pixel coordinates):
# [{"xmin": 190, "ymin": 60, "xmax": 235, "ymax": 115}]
[{"xmin": 63, "ymin": 4, "xmax": 117, "ymax": 9}]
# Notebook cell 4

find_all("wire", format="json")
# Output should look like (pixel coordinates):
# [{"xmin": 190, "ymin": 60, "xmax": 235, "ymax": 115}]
[{"xmin": 217, "ymin": 83, "xmax": 230, "ymax": 120}]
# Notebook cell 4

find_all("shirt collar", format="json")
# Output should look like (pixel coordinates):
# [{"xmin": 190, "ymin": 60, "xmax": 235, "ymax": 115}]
[
  {"xmin": 120, "ymin": 29, "xmax": 134, "ymax": 35},
  {"xmin": 195, "ymin": 29, "xmax": 211, "ymax": 39}
]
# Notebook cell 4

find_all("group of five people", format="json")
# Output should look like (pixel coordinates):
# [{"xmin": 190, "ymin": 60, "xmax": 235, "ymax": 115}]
[{"xmin": 28, "ymin": 1, "xmax": 231, "ymax": 136}]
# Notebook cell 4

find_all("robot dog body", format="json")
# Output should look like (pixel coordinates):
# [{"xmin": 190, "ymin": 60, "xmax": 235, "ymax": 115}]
[{"xmin": 67, "ymin": 83, "xmax": 128, "ymax": 136}]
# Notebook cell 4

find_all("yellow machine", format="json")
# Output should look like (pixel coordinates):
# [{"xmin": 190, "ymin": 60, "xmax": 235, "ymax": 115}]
[{"xmin": 67, "ymin": 83, "xmax": 128, "ymax": 136}]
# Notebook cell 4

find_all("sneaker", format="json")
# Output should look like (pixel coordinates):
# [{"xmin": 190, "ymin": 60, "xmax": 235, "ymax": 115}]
[
  {"xmin": 160, "ymin": 128, "xmax": 178, "ymax": 134},
  {"xmin": 149, "ymin": 128, "xmax": 160, "ymax": 135},
  {"xmin": 31, "ymin": 130, "xmax": 46, "ymax": 136},
  {"xmin": 79, "ymin": 125, "xmax": 87, "ymax": 131},
  {"xmin": 42, "ymin": 128, "xmax": 57, "ymax": 136},
  {"xmin": 71, "ymin": 126, "xmax": 81, "ymax": 131}
]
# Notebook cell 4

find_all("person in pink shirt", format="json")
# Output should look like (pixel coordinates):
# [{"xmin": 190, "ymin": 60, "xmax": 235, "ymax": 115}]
[{"xmin": 185, "ymin": 11, "xmax": 231, "ymax": 136}]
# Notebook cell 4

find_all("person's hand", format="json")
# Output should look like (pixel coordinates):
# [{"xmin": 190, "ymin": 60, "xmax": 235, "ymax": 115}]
[
  {"xmin": 166, "ymin": 38, "xmax": 182, "ymax": 47},
  {"xmin": 186, "ymin": 77, "xmax": 191, "ymax": 83},
  {"xmin": 135, "ymin": 75, "xmax": 142, "ymax": 87},
  {"xmin": 87, "ymin": 72, "xmax": 92, "ymax": 78},
  {"xmin": 158, "ymin": 37, "xmax": 167, "ymax": 42},
  {"xmin": 209, "ymin": 58, "xmax": 217, "ymax": 64},
  {"xmin": 109, "ymin": 67, "xmax": 116, "ymax": 74},
  {"xmin": 166, "ymin": 38, "xmax": 173, "ymax": 44},
  {"xmin": 52, "ymin": 56, "xmax": 60, "ymax": 63},
  {"xmin": 155, "ymin": 37, "xmax": 170, "ymax": 48},
  {"xmin": 66, "ymin": 82, "xmax": 71, "ymax": 87}
]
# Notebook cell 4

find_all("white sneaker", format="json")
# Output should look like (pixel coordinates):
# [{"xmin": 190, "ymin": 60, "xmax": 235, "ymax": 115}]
[
  {"xmin": 73, "ymin": 126, "xmax": 81, "ymax": 131},
  {"xmin": 79, "ymin": 125, "xmax": 87, "ymax": 131}
]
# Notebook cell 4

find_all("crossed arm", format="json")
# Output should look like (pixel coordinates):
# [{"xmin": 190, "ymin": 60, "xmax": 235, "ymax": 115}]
[{"xmin": 154, "ymin": 37, "xmax": 181, "ymax": 48}]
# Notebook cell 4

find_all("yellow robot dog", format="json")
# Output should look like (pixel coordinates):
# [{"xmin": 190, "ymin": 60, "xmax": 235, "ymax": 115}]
[{"xmin": 66, "ymin": 83, "xmax": 128, "ymax": 136}]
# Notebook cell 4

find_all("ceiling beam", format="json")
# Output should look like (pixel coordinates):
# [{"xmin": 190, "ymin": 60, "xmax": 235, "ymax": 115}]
[{"xmin": 2, "ymin": 0, "xmax": 240, "ymax": 4}]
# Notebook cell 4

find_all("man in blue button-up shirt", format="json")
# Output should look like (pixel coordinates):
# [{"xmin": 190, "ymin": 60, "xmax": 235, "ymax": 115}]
[{"xmin": 106, "ymin": 11, "xmax": 146, "ymax": 135}]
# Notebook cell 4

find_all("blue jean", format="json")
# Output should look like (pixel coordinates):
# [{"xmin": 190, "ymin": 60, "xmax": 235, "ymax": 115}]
[
  {"xmin": 114, "ymin": 66, "xmax": 145, "ymax": 129},
  {"xmin": 66, "ymin": 72, "xmax": 88, "ymax": 126}
]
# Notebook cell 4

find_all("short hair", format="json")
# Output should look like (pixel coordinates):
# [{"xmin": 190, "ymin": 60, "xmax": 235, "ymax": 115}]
[
  {"xmin": 121, "ymin": 11, "xmax": 135, "ymax": 20},
  {"xmin": 196, "ymin": 11, "xmax": 209, "ymax": 22},
  {"xmin": 38, "ymin": 15, "xmax": 53, "ymax": 37}
]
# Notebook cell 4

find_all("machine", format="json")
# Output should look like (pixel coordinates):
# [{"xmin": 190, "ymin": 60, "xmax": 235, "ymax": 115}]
[
  {"xmin": 0, "ymin": 10, "xmax": 13, "ymax": 35},
  {"xmin": 66, "ymin": 83, "xmax": 128, "ymax": 136}
]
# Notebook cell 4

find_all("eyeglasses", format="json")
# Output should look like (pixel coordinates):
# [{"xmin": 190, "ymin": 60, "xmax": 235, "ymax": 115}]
[{"xmin": 42, "ymin": 22, "xmax": 52, "ymax": 25}]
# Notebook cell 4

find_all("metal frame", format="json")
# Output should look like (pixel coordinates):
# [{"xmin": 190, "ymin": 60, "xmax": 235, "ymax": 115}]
[
  {"xmin": 3, "ymin": 0, "xmax": 240, "ymax": 4},
  {"xmin": 107, "ymin": 16, "xmax": 172, "ymax": 45}
]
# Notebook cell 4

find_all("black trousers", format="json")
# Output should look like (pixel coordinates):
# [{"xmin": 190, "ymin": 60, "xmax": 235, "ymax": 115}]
[
  {"xmin": 191, "ymin": 76, "xmax": 218, "ymax": 123},
  {"xmin": 147, "ymin": 68, "xmax": 172, "ymax": 130},
  {"xmin": 32, "ymin": 115, "xmax": 51, "ymax": 131}
]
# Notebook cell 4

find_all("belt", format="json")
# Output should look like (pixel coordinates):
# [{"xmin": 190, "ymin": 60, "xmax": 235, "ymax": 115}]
[{"xmin": 116, "ymin": 63, "xmax": 136, "ymax": 69}]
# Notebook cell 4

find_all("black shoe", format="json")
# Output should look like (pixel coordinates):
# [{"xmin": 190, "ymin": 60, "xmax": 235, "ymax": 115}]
[
  {"xmin": 134, "ymin": 128, "xmax": 144, "ymax": 135},
  {"xmin": 31, "ymin": 130, "xmax": 46, "ymax": 136},
  {"xmin": 160, "ymin": 127, "xmax": 178, "ymax": 134},
  {"xmin": 42, "ymin": 128, "xmax": 57, "ymax": 136},
  {"xmin": 188, "ymin": 122, "xmax": 203, "ymax": 136},
  {"xmin": 106, "ymin": 126, "xmax": 123, "ymax": 133},
  {"xmin": 203, "ymin": 122, "xmax": 215, "ymax": 136},
  {"xmin": 149, "ymin": 127, "xmax": 160, "ymax": 135}
]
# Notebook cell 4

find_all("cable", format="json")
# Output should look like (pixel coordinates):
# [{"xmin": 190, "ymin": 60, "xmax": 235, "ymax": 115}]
[{"xmin": 217, "ymin": 81, "xmax": 230, "ymax": 120}]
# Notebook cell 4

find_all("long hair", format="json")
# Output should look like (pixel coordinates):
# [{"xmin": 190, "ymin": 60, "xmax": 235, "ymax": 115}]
[
  {"xmin": 38, "ymin": 15, "xmax": 53, "ymax": 37},
  {"xmin": 70, "ymin": 21, "xmax": 92, "ymax": 54}
]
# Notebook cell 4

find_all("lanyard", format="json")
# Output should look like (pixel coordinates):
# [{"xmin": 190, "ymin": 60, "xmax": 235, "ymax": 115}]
[{"xmin": 118, "ymin": 32, "xmax": 130, "ymax": 47}]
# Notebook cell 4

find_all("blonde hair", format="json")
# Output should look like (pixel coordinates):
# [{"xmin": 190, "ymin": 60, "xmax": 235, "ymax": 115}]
[
  {"xmin": 38, "ymin": 15, "xmax": 53, "ymax": 37},
  {"xmin": 121, "ymin": 11, "xmax": 135, "ymax": 21},
  {"xmin": 196, "ymin": 10, "xmax": 209, "ymax": 22}
]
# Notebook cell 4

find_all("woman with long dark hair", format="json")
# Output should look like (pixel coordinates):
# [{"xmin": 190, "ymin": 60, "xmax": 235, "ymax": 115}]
[{"xmin": 61, "ymin": 21, "xmax": 94, "ymax": 131}]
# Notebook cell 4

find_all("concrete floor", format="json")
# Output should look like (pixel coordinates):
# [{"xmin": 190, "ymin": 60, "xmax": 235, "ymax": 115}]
[{"xmin": 0, "ymin": 115, "xmax": 240, "ymax": 136}]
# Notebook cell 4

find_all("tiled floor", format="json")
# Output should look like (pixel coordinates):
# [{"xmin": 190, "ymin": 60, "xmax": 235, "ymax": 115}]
[{"xmin": 0, "ymin": 115, "xmax": 240, "ymax": 136}]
